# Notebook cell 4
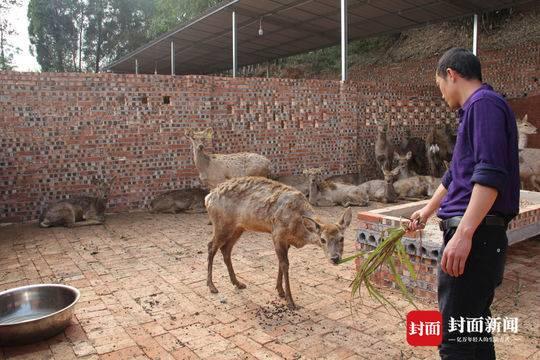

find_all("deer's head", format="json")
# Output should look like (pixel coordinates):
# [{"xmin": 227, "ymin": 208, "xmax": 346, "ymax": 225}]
[
  {"xmin": 184, "ymin": 127, "xmax": 213, "ymax": 151},
  {"xmin": 382, "ymin": 165, "xmax": 402, "ymax": 184},
  {"xmin": 394, "ymin": 151, "xmax": 412, "ymax": 168},
  {"xmin": 517, "ymin": 114, "xmax": 536, "ymax": 135},
  {"xmin": 92, "ymin": 176, "xmax": 116, "ymax": 200},
  {"xmin": 302, "ymin": 207, "xmax": 352, "ymax": 265},
  {"xmin": 303, "ymin": 168, "xmax": 324, "ymax": 185}
]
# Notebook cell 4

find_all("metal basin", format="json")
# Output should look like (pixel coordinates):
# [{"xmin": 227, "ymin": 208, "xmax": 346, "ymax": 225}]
[{"xmin": 0, "ymin": 284, "xmax": 80, "ymax": 346}]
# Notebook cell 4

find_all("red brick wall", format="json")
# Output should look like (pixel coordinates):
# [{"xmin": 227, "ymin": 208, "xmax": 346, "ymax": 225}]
[
  {"xmin": 1, "ymin": 73, "xmax": 364, "ymax": 223},
  {"xmin": 1, "ymin": 42, "xmax": 537, "ymax": 223}
]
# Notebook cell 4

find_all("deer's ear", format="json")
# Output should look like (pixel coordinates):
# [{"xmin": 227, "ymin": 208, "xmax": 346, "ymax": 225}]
[
  {"xmin": 523, "ymin": 114, "xmax": 528, "ymax": 123},
  {"xmin": 406, "ymin": 151, "xmax": 412, "ymax": 159},
  {"xmin": 184, "ymin": 128, "xmax": 193, "ymax": 138},
  {"xmin": 302, "ymin": 216, "xmax": 321, "ymax": 234},
  {"xmin": 338, "ymin": 207, "xmax": 352, "ymax": 229},
  {"xmin": 391, "ymin": 166, "xmax": 402, "ymax": 176}
]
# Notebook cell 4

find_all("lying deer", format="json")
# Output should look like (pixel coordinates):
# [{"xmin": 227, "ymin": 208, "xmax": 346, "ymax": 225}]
[
  {"xmin": 185, "ymin": 128, "xmax": 271, "ymax": 189},
  {"xmin": 393, "ymin": 151, "xmax": 417, "ymax": 180},
  {"xmin": 150, "ymin": 188, "xmax": 208, "ymax": 213},
  {"xmin": 393, "ymin": 175, "xmax": 441, "ymax": 199},
  {"xmin": 39, "ymin": 177, "xmax": 115, "ymax": 228},
  {"xmin": 357, "ymin": 165, "xmax": 402, "ymax": 203},
  {"xmin": 303, "ymin": 168, "xmax": 369, "ymax": 207},
  {"xmin": 205, "ymin": 176, "xmax": 352, "ymax": 309},
  {"xmin": 397, "ymin": 130, "xmax": 428, "ymax": 175}
]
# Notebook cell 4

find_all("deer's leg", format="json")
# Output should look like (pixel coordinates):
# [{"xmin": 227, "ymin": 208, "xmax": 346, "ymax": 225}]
[
  {"xmin": 276, "ymin": 267, "xmax": 285, "ymax": 298},
  {"xmin": 274, "ymin": 240, "xmax": 296, "ymax": 310},
  {"xmin": 220, "ymin": 229, "xmax": 245, "ymax": 290},
  {"xmin": 207, "ymin": 223, "xmax": 230, "ymax": 294},
  {"xmin": 207, "ymin": 239, "xmax": 221, "ymax": 294}
]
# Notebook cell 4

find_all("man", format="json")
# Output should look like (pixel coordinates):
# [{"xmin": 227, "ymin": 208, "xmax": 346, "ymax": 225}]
[{"xmin": 408, "ymin": 48, "xmax": 520, "ymax": 359}]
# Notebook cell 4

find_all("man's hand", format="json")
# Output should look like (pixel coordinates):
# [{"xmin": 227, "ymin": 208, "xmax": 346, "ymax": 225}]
[
  {"xmin": 441, "ymin": 229, "xmax": 472, "ymax": 277},
  {"xmin": 407, "ymin": 183, "xmax": 448, "ymax": 232},
  {"xmin": 408, "ymin": 206, "xmax": 432, "ymax": 232}
]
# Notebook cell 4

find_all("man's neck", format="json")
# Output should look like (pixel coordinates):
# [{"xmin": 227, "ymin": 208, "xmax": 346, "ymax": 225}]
[{"xmin": 458, "ymin": 81, "xmax": 483, "ymax": 108}]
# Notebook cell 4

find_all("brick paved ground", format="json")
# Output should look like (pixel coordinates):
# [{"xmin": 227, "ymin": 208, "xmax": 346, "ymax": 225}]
[{"xmin": 0, "ymin": 204, "xmax": 538, "ymax": 360}]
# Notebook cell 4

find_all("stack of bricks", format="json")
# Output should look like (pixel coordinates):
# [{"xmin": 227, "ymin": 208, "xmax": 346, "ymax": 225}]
[
  {"xmin": 355, "ymin": 210, "xmax": 440, "ymax": 302},
  {"xmin": 354, "ymin": 192, "xmax": 540, "ymax": 301}
]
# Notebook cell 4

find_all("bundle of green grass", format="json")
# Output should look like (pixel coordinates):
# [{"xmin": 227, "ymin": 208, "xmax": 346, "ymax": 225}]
[{"xmin": 339, "ymin": 224, "xmax": 419, "ymax": 312}]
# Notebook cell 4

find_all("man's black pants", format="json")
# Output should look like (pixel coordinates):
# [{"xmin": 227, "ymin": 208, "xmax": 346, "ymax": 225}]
[{"xmin": 438, "ymin": 225, "xmax": 508, "ymax": 360}]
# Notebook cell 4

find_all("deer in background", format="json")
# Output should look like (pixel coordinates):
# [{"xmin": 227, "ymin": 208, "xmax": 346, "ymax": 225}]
[
  {"xmin": 205, "ymin": 176, "xmax": 352, "ymax": 309},
  {"xmin": 393, "ymin": 151, "xmax": 417, "ymax": 180},
  {"xmin": 393, "ymin": 175, "xmax": 442, "ymax": 199},
  {"xmin": 396, "ymin": 129, "xmax": 428, "ymax": 175},
  {"xmin": 357, "ymin": 165, "xmax": 402, "ymax": 203},
  {"xmin": 516, "ymin": 114, "xmax": 540, "ymax": 191},
  {"xmin": 39, "ymin": 177, "xmax": 115, "ymax": 228},
  {"xmin": 303, "ymin": 168, "xmax": 369, "ymax": 207},
  {"xmin": 150, "ymin": 188, "xmax": 208, "ymax": 213},
  {"xmin": 426, "ymin": 124, "xmax": 455, "ymax": 178},
  {"xmin": 517, "ymin": 114, "xmax": 536, "ymax": 149},
  {"xmin": 374, "ymin": 119, "xmax": 394, "ymax": 172},
  {"xmin": 185, "ymin": 128, "xmax": 271, "ymax": 189}
]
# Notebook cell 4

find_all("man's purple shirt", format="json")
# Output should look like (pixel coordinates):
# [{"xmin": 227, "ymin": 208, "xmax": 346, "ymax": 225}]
[{"xmin": 437, "ymin": 83, "xmax": 520, "ymax": 221}]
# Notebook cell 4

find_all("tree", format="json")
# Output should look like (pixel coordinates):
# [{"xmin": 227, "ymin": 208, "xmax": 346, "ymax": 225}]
[
  {"xmin": 28, "ymin": 0, "xmax": 81, "ymax": 72},
  {"xmin": 84, "ymin": 0, "xmax": 154, "ymax": 72},
  {"xmin": 0, "ymin": 0, "xmax": 21, "ymax": 70},
  {"xmin": 149, "ymin": 0, "xmax": 220, "ymax": 37}
]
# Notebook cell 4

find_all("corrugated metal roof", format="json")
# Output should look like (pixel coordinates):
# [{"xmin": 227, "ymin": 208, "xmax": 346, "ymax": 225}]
[{"xmin": 105, "ymin": 0, "xmax": 531, "ymax": 75}]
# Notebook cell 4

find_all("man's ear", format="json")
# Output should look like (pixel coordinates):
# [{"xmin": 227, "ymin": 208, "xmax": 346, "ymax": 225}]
[
  {"xmin": 338, "ymin": 207, "xmax": 352, "ymax": 229},
  {"xmin": 302, "ymin": 216, "xmax": 321, "ymax": 234}
]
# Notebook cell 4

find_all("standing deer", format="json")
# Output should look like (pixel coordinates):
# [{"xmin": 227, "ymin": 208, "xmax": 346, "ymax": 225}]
[
  {"xmin": 374, "ymin": 119, "xmax": 394, "ymax": 172},
  {"xmin": 426, "ymin": 125, "xmax": 454, "ymax": 177},
  {"xmin": 205, "ymin": 176, "xmax": 352, "ymax": 309},
  {"xmin": 185, "ymin": 128, "xmax": 271, "ymax": 189},
  {"xmin": 516, "ymin": 114, "xmax": 539, "ymax": 190},
  {"xmin": 39, "ymin": 177, "xmax": 115, "ymax": 228},
  {"xmin": 517, "ymin": 114, "xmax": 536, "ymax": 149},
  {"xmin": 357, "ymin": 165, "xmax": 402, "ymax": 203},
  {"xmin": 303, "ymin": 168, "xmax": 369, "ymax": 207}
]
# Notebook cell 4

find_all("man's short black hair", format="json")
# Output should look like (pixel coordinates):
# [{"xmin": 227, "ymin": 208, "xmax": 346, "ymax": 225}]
[{"xmin": 437, "ymin": 48, "xmax": 482, "ymax": 82}]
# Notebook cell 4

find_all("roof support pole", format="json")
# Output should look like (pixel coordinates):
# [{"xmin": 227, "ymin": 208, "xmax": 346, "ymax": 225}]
[
  {"xmin": 135, "ymin": 59, "xmax": 139, "ymax": 74},
  {"xmin": 472, "ymin": 13, "xmax": 478, "ymax": 55},
  {"xmin": 340, "ymin": 0, "xmax": 348, "ymax": 82},
  {"xmin": 171, "ymin": 41, "xmax": 175, "ymax": 75},
  {"xmin": 232, "ymin": 10, "xmax": 237, "ymax": 77}
]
